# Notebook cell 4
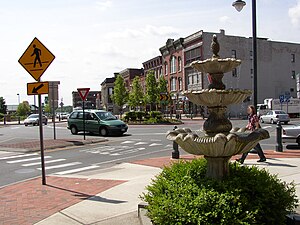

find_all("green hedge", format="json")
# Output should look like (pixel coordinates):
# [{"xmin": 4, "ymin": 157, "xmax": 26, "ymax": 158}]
[
  {"xmin": 124, "ymin": 111, "xmax": 163, "ymax": 122},
  {"xmin": 141, "ymin": 158, "xmax": 298, "ymax": 225}
]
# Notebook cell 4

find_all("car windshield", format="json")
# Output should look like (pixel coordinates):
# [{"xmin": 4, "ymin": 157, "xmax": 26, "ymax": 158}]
[
  {"xmin": 28, "ymin": 114, "xmax": 38, "ymax": 118},
  {"xmin": 95, "ymin": 112, "xmax": 116, "ymax": 121},
  {"xmin": 275, "ymin": 111, "xmax": 286, "ymax": 114}
]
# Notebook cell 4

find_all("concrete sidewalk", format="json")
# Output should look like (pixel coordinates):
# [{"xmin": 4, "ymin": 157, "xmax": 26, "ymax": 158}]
[{"xmin": 1, "ymin": 150, "xmax": 300, "ymax": 225}]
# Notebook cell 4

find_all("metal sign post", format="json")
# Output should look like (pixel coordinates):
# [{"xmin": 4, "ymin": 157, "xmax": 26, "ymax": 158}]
[
  {"xmin": 77, "ymin": 88, "xmax": 90, "ymax": 141},
  {"xmin": 52, "ymin": 85, "xmax": 56, "ymax": 140},
  {"xmin": 38, "ymin": 93, "xmax": 46, "ymax": 185},
  {"xmin": 83, "ymin": 100, "xmax": 86, "ymax": 140}
]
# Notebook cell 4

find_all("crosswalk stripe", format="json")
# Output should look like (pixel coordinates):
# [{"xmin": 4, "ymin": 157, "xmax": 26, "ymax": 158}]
[
  {"xmin": 54, "ymin": 165, "xmax": 100, "ymax": 175},
  {"xmin": 0, "ymin": 153, "xmax": 38, "ymax": 161},
  {"xmin": 134, "ymin": 142, "xmax": 148, "ymax": 145},
  {"xmin": 149, "ymin": 143, "xmax": 163, "ymax": 147},
  {"xmin": 7, "ymin": 156, "xmax": 52, "ymax": 164},
  {"xmin": 121, "ymin": 141, "xmax": 135, "ymax": 144},
  {"xmin": 22, "ymin": 159, "xmax": 66, "ymax": 167},
  {"xmin": 37, "ymin": 162, "xmax": 82, "ymax": 170}
]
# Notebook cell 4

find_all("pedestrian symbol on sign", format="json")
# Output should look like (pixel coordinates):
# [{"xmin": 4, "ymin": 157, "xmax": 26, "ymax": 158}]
[{"xmin": 31, "ymin": 44, "xmax": 42, "ymax": 68}]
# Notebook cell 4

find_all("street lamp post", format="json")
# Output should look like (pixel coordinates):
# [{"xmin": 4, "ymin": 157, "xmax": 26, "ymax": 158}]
[
  {"xmin": 17, "ymin": 93, "xmax": 20, "ymax": 105},
  {"xmin": 232, "ymin": 0, "xmax": 258, "ymax": 109}
]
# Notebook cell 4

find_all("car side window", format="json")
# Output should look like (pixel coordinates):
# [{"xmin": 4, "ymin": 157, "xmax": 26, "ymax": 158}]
[
  {"xmin": 69, "ymin": 112, "xmax": 78, "ymax": 119},
  {"xmin": 86, "ymin": 113, "xmax": 95, "ymax": 120},
  {"xmin": 77, "ymin": 112, "xmax": 84, "ymax": 119}
]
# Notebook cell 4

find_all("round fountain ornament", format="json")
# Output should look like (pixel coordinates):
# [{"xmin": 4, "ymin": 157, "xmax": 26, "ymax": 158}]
[{"xmin": 166, "ymin": 34, "xmax": 270, "ymax": 179}]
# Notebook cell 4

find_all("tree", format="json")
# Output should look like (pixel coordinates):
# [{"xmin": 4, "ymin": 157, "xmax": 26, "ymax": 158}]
[
  {"xmin": 112, "ymin": 75, "xmax": 128, "ymax": 113},
  {"xmin": 0, "ymin": 97, "xmax": 7, "ymax": 114},
  {"xmin": 145, "ymin": 71, "xmax": 158, "ymax": 111},
  {"xmin": 44, "ymin": 104, "xmax": 51, "ymax": 114},
  {"xmin": 128, "ymin": 76, "xmax": 144, "ymax": 110},
  {"xmin": 16, "ymin": 101, "xmax": 31, "ymax": 116}
]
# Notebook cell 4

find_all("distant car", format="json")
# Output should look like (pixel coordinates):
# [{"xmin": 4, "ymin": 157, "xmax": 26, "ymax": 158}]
[
  {"xmin": 260, "ymin": 110, "xmax": 290, "ymax": 124},
  {"xmin": 67, "ymin": 110, "xmax": 128, "ymax": 136},
  {"xmin": 56, "ymin": 113, "xmax": 69, "ymax": 120},
  {"xmin": 24, "ymin": 114, "xmax": 48, "ymax": 126},
  {"xmin": 282, "ymin": 125, "xmax": 300, "ymax": 145}
]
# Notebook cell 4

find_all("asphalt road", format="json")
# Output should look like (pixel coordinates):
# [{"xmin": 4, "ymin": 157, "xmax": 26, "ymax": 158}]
[{"xmin": 0, "ymin": 119, "xmax": 299, "ymax": 187}]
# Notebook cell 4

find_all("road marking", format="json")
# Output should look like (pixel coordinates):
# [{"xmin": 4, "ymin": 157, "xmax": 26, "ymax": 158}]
[
  {"xmin": 149, "ymin": 143, "xmax": 163, "ymax": 147},
  {"xmin": 0, "ymin": 137, "xmax": 17, "ymax": 143},
  {"xmin": 37, "ymin": 162, "xmax": 82, "ymax": 170},
  {"xmin": 150, "ymin": 139, "xmax": 162, "ymax": 142},
  {"xmin": 54, "ymin": 165, "xmax": 100, "ymax": 175},
  {"xmin": 262, "ymin": 126, "xmax": 272, "ymax": 129},
  {"xmin": 22, "ymin": 158, "xmax": 66, "ymax": 167},
  {"xmin": 134, "ymin": 142, "xmax": 148, "ymax": 145},
  {"xmin": 10, "ymin": 127, "xmax": 20, "ymax": 130},
  {"xmin": 121, "ymin": 141, "xmax": 135, "ymax": 144},
  {"xmin": 7, "ymin": 156, "xmax": 52, "ymax": 164},
  {"xmin": 164, "ymin": 144, "xmax": 172, "ymax": 148},
  {"xmin": 0, "ymin": 153, "xmax": 38, "ymax": 160},
  {"xmin": 133, "ymin": 133, "xmax": 166, "ymax": 135}
]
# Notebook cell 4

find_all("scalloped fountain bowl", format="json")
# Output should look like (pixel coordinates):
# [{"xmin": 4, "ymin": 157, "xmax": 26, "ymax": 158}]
[
  {"xmin": 167, "ymin": 128, "xmax": 270, "ymax": 157},
  {"xmin": 185, "ymin": 89, "xmax": 252, "ymax": 107},
  {"xmin": 191, "ymin": 57, "xmax": 241, "ymax": 74}
]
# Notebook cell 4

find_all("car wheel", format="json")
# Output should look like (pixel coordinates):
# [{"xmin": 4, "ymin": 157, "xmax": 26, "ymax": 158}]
[
  {"xmin": 270, "ymin": 119, "xmax": 275, "ymax": 124},
  {"xmin": 25, "ymin": 124, "xmax": 28, "ymax": 126},
  {"xmin": 260, "ymin": 118, "xmax": 264, "ymax": 123},
  {"xmin": 284, "ymin": 122, "xmax": 288, "ymax": 125},
  {"xmin": 99, "ymin": 127, "xmax": 108, "ymax": 137},
  {"xmin": 70, "ymin": 126, "xmax": 78, "ymax": 135},
  {"xmin": 44, "ymin": 122, "xmax": 47, "ymax": 125}
]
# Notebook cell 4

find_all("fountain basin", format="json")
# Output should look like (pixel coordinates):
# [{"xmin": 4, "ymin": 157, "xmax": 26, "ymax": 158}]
[
  {"xmin": 191, "ymin": 57, "xmax": 241, "ymax": 74},
  {"xmin": 166, "ymin": 128, "xmax": 270, "ymax": 157},
  {"xmin": 185, "ymin": 89, "xmax": 252, "ymax": 107}
]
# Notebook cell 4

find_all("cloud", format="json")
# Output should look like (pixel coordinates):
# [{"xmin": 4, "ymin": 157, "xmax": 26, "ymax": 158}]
[
  {"xmin": 289, "ymin": 0, "xmax": 300, "ymax": 27},
  {"xmin": 105, "ymin": 25, "xmax": 180, "ymax": 39},
  {"xmin": 219, "ymin": 16, "xmax": 232, "ymax": 23},
  {"xmin": 96, "ymin": 0, "xmax": 112, "ymax": 11}
]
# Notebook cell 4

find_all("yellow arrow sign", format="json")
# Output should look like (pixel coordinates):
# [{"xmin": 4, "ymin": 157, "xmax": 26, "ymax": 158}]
[
  {"xmin": 27, "ymin": 82, "xmax": 49, "ymax": 95},
  {"xmin": 19, "ymin": 37, "xmax": 55, "ymax": 81}
]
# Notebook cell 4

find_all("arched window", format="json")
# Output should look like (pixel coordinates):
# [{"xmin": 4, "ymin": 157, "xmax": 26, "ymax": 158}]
[
  {"xmin": 170, "ymin": 56, "xmax": 176, "ymax": 74},
  {"xmin": 170, "ymin": 77, "xmax": 176, "ymax": 91},
  {"xmin": 164, "ymin": 62, "xmax": 168, "ymax": 75},
  {"xmin": 178, "ymin": 57, "xmax": 182, "ymax": 71},
  {"xmin": 178, "ymin": 78, "xmax": 183, "ymax": 90}
]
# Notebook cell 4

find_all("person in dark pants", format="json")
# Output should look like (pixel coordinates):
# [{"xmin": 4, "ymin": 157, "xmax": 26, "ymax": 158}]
[{"xmin": 236, "ymin": 105, "xmax": 267, "ymax": 164}]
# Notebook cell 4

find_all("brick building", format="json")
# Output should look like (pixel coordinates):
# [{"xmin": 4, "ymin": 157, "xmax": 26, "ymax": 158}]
[{"xmin": 118, "ymin": 68, "xmax": 144, "ymax": 91}]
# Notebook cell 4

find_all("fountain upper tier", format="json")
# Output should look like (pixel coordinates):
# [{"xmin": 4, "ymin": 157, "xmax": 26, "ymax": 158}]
[{"xmin": 191, "ymin": 57, "xmax": 241, "ymax": 74}]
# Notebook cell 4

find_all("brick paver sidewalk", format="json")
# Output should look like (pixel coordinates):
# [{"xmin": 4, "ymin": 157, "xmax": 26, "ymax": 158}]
[
  {"xmin": 133, "ymin": 150, "xmax": 300, "ymax": 168},
  {"xmin": 0, "ymin": 176, "xmax": 125, "ymax": 225}
]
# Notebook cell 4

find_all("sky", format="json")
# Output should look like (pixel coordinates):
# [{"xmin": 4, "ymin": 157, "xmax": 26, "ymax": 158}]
[{"xmin": 1, "ymin": 0, "xmax": 300, "ymax": 106}]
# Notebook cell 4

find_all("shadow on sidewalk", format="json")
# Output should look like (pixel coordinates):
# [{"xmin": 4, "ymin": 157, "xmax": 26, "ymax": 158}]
[
  {"xmin": 248, "ymin": 161, "xmax": 298, "ymax": 168},
  {"xmin": 47, "ymin": 184, "xmax": 127, "ymax": 204}
]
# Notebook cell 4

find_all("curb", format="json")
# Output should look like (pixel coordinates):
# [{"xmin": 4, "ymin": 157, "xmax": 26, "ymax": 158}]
[{"xmin": 138, "ymin": 202, "xmax": 152, "ymax": 225}]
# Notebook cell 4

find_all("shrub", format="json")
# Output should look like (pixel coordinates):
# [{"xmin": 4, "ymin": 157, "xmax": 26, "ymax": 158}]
[
  {"xmin": 141, "ymin": 159, "xmax": 298, "ymax": 225},
  {"xmin": 149, "ymin": 111, "xmax": 163, "ymax": 119},
  {"xmin": 136, "ymin": 111, "xmax": 145, "ymax": 121},
  {"xmin": 126, "ymin": 111, "xmax": 137, "ymax": 121}
]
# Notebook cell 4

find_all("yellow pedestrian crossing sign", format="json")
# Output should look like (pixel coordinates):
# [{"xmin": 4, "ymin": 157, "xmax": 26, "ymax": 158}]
[{"xmin": 18, "ymin": 37, "xmax": 55, "ymax": 81}]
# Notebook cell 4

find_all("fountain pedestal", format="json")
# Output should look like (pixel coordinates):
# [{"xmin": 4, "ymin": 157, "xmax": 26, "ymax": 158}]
[{"xmin": 205, "ymin": 156, "xmax": 230, "ymax": 179}]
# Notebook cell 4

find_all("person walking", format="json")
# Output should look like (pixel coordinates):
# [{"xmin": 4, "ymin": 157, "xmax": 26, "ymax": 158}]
[{"xmin": 236, "ymin": 105, "xmax": 267, "ymax": 164}]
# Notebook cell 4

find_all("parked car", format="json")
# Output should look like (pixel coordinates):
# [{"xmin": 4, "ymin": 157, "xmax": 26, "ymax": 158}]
[
  {"xmin": 67, "ymin": 110, "xmax": 128, "ymax": 136},
  {"xmin": 24, "ymin": 114, "xmax": 48, "ymax": 126},
  {"xmin": 260, "ymin": 110, "xmax": 290, "ymax": 124},
  {"xmin": 282, "ymin": 125, "xmax": 300, "ymax": 145}
]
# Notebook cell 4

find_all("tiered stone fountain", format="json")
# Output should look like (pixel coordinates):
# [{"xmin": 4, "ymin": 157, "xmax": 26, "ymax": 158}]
[{"xmin": 167, "ymin": 35, "xmax": 269, "ymax": 179}]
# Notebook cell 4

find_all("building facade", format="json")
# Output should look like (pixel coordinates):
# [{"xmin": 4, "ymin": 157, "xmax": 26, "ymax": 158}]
[
  {"xmin": 72, "ymin": 91, "xmax": 101, "ymax": 109},
  {"xmin": 118, "ymin": 68, "xmax": 144, "ymax": 91},
  {"xmin": 142, "ymin": 56, "xmax": 163, "ymax": 80},
  {"xmin": 101, "ymin": 77, "xmax": 116, "ymax": 113}
]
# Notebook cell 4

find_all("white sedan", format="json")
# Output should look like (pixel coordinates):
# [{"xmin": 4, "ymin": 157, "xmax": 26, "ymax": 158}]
[
  {"xmin": 260, "ymin": 110, "xmax": 290, "ymax": 125},
  {"xmin": 282, "ymin": 125, "xmax": 300, "ymax": 145}
]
